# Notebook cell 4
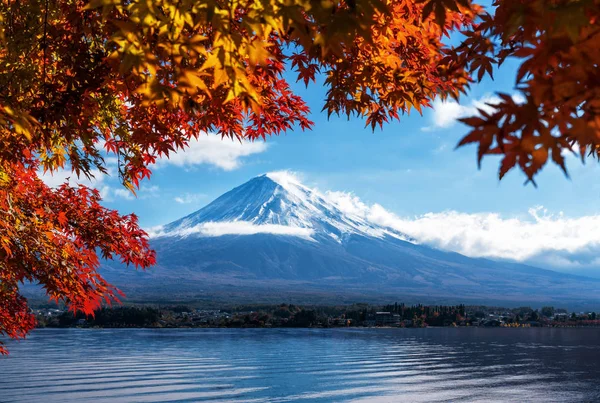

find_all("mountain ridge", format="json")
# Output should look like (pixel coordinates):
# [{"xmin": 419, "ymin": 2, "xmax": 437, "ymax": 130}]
[
  {"xmin": 152, "ymin": 172, "xmax": 413, "ymax": 244},
  {"xmin": 97, "ymin": 172, "xmax": 600, "ymax": 309}
]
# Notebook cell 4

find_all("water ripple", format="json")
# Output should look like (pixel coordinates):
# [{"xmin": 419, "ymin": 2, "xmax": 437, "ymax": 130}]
[{"xmin": 1, "ymin": 328, "xmax": 599, "ymax": 402}]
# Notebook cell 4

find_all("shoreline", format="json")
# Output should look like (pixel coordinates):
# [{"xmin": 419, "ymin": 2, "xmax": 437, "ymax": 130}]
[
  {"xmin": 33, "ymin": 303, "xmax": 599, "ymax": 330},
  {"xmin": 35, "ymin": 323, "xmax": 600, "ymax": 330}
]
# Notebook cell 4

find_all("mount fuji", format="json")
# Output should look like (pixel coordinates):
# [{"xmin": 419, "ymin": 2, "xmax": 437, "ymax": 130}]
[
  {"xmin": 100, "ymin": 172, "xmax": 600, "ymax": 308},
  {"xmin": 153, "ymin": 172, "xmax": 413, "ymax": 244}
]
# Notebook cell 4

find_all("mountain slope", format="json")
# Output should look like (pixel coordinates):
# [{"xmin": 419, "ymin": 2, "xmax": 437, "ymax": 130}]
[
  {"xmin": 100, "ymin": 172, "xmax": 600, "ymax": 309},
  {"xmin": 156, "ymin": 172, "xmax": 412, "ymax": 243}
]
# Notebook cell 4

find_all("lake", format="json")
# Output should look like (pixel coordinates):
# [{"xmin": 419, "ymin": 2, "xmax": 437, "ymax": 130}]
[{"xmin": 1, "ymin": 328, "xmax": 599, "ymax": 402}]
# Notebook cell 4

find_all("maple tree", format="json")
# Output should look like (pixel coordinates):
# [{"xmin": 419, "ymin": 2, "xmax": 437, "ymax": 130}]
[
  {"xmin": 0, "ymin": 0, "xmax": 598, "ymax": 353},
  {"xmin": 453, "ymin": 0, "xmax": 600, "ymax": 184}
]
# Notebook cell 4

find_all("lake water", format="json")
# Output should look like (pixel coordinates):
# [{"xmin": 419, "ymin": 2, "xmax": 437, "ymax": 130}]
[{"xmin": 1, "ymin": 328, "xmax": 599, "ymax": 402}]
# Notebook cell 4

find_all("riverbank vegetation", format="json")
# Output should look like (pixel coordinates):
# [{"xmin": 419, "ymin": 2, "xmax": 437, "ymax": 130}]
[{"xmin": 33, "ymin": 303, "xmax": 600, "ymax": 329}]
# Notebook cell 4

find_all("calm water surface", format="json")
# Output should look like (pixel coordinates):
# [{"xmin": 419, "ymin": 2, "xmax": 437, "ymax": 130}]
[{"xmin": 1, "ymin": 328, "xmax": 599, "ymax": 402}]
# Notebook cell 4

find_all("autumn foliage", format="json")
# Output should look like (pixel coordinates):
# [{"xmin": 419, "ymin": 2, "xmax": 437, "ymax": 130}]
[
  {"xmin": 0, "ymin": 0, "xmax": 598, "ymax": 352},
  {"xmin": 453, "ymin": 0, "xmax": 600, "ymax": 184},
  {"xmin": 0, "ymin": 164, "xmax": 153, "ymax": 353}
]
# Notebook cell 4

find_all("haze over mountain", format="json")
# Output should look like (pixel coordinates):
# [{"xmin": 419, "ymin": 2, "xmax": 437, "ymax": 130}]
[{"xmin": 100, "ymin": 172, "xmax": 600, "ymax": 309}]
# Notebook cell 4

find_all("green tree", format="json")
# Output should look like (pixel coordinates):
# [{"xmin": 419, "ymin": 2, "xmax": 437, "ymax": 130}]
[{"xmin": 541, "ymin": 307, "xmax": 555, "ymax": 318}]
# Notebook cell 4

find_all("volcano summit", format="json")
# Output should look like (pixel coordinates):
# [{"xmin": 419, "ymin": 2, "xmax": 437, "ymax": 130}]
[{"xmin": 100, "ymin": 172, "xmax": 600, "ymax": 309}]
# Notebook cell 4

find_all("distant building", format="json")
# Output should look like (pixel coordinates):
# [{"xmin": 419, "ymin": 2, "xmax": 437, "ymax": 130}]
[
  {"xmin": 554, "ymin": 313, "xmax": 568, "ymax": 321},
  {"xmin": 334, "ymin": 318, "xmax": 350, "ymax": 326},
  {"xmin": 375, "ymin": 312, "xmax": 401, "ymax": 326}
]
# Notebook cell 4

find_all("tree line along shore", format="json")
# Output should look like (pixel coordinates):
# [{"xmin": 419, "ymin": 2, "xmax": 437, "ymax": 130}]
[{"xmin": 31, "ymin": 303, "xmax": 600, "ymax": 329}]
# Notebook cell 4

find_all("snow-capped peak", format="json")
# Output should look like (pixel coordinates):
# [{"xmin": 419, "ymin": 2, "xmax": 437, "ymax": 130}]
[
  {"xmin": 152, "ymin": 172, "xmax": 411, "ymax": 243},
  {"xmin": 265, "ymin": 171, "xmax": 304, "ymax": 189}
]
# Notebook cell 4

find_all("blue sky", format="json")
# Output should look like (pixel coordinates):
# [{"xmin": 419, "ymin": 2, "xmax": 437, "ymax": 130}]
[
  {"xmin": 41, "ymin": 45, "xmax": 600, "ymax": 277},
  {"xmin": 92, "ymin": 59, "xmax": 599, "ymax": 228}
]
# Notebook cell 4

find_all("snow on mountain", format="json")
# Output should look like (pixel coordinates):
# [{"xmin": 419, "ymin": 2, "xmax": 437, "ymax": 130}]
[
  {"xmin": 150, "ymin": 171, "xmax": 411, "ymax": 243},
  {"xmin": 97, "ymin": 172, "xmax": 600, "ymax": 309}
]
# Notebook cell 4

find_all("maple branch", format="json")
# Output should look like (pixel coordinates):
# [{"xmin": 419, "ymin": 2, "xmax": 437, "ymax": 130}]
[
  {"xmin": 41, "ymin": 0, "xmax": 49, "ymax": 131},
  {"xmin": 42, "ymin": 0, "xmax": 48, "ymax": 87}
]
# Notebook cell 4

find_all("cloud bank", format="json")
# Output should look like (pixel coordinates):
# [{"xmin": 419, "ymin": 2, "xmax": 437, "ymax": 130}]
[
  {"xmin": 38, "ymin": 168, "xmax": 105, "ymax": 189},
  {"xmin": 426, "ymin": 93, "xmax": 525, "ymax": 130},
  {"xmin": 38, "ymin": 167, "xmax": 160, "ymax": 202},
  {"xmin": 155, "ymin": 134, "xmax": 268, "ymax": 171},
  {"xmin": 174, "ymin": 193, "xmax": 206, "ymax": 204},
  {"xmin": 326, "ymin": 191, "xmax": 600, "ymax": 270},
  {"xmin": 150, "ymin": 221, "xmax": 314, "ymax": 240}
]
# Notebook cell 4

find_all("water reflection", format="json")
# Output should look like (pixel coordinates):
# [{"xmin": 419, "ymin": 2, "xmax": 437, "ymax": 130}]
[{"xmin": 1, "ymin": 328, "xmax": 599, "ymax": 402}]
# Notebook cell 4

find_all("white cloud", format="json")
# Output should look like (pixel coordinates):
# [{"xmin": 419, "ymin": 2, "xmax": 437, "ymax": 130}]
[
  {"xmin": 111, "ymin": 188, "xmax": 135, "ymax": 201},
  {"xmin": 149, "ymin": 221, "xmax": 314, "ymax": 240},
  {"xmin": 155, "ymin": 134, "xmax": 268, "ymax": 171},
  {"xmin": 38, "ymin": 168, "xmax": 105, "ymax": 188},
  {"xmin": 426, "ymin": 93, "xmax": 526, "ymax": 130},
  {"xmin": 174, "ymin": 193, "xmax": 206, "ymax": 204},
  {"xmin": 38, "ymin": 162, "xmax": 160, "ymax": 202},
  {"xmin": 326, "ymin": 191, "xmax": 600, "ymax": 270},
  {"xmin": 38, "ymin": 168, "xmax": 127, "ymax": 202},
  {"xmin": 266, "ymin": 171, "xmax": 305, "ymax": 188},
  {"xmin": 38, "ymin": 158, "xmax": 119, "ymax": 196},
  {"xmin": 99, "ymin": 184, "xmax": 159, "ymax": 202},
  {"xmin": 326, "ymin": 191, "xmax": 371, "ymax": 218},
  {"xmin": 432, "ymin": 99, "xmax": 474, "ymax": 129},
  {"xmin": 139, "ymin": 185, "xmax": 160, "ymax": 198},
  {"xmin": 104, "ymin": 156, "xmax": 119, "ymax": 166},
  {"xmin": 370, "ymin": 207, "xmax": 600, "ymax": 263}
]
